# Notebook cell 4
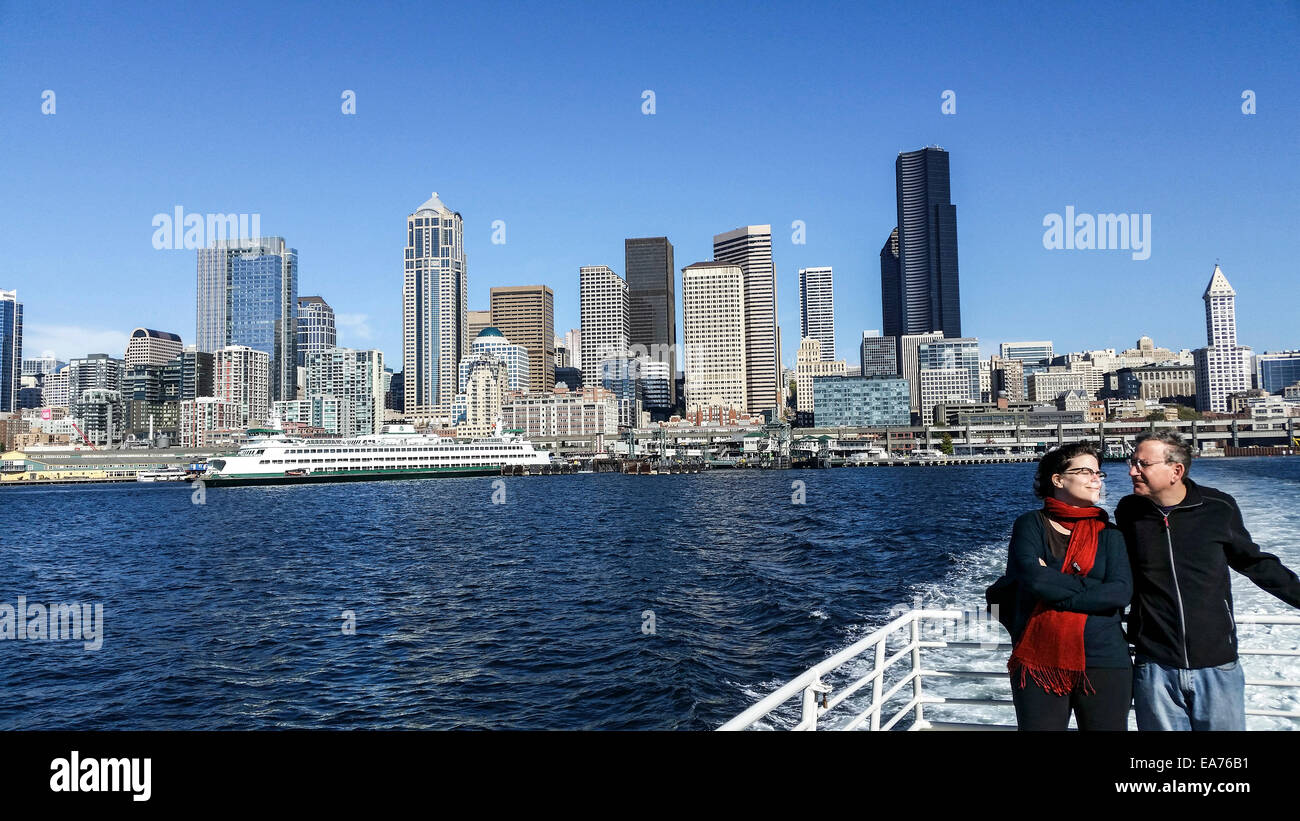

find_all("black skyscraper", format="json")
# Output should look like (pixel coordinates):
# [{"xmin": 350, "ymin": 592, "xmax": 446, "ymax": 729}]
[
  {"xmin": 880, "ymin": 147, "xmax": 961, "ymax": 339},
  {"xmin": 624, "ymin": 236, "xmax": 677, "ymax": 410},
  {"xmin": 880, "ymin": 228, "xmax": 900, "ymax": 339}
]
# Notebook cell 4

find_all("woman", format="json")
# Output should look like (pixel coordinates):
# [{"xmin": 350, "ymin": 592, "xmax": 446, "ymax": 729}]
[{"xmin": 1004, "ymin": 441, "xmax": 1132, "ymax": 730}]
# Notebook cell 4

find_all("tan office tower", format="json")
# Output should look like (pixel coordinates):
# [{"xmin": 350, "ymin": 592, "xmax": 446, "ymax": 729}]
[
  {"xmin": 489, "ymin": 285, "xmax": 554, "ymax": 394},
  {"xmin": 125, "ymin": 328, "xmax": 183, "ymax": 368},
  {"xmin": 467, "ymin": 309, "xmax": 492, "ymax": 342},
  {"xmin": 681, "ymin": 262, "xmax": 747, "ymax": 412},
  {"xmin": 403, "ymin": 193, "xmax": 466, "ymax": 419},
  {"xmin": 713, "ymin": 225, "xmax": 779, "ymax": 417},
  {"xmin": 578, "ymin": 267, "xmax": 628, "ymax": 390}
]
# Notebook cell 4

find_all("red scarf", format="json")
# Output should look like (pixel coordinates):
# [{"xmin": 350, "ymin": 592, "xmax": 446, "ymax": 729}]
[{"xmin": 1008, "ymin": 497, "xmax": 1107, "ymax": 695}]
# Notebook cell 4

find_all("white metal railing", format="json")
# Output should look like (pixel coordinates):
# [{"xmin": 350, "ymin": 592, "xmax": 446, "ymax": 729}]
[{"xmin": 719, "ymin": 611, "xmax": 1300, "ymax": 731}]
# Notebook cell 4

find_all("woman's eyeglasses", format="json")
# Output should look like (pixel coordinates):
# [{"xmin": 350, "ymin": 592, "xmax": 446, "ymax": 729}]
[{"xmin": 1060, "ymin": 468, "xmax": 1106, "ymax": 479}]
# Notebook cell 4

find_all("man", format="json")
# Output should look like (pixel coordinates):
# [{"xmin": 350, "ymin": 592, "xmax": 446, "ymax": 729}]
[{"xmin": 1116, "ymin": 430, "xmax": 1300, "ymax": 730}]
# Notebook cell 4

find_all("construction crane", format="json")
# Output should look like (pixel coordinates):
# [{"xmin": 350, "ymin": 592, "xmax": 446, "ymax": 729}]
[{"xmin": 70, "ymin": 421, "xmax": 98, "ymax": 450}]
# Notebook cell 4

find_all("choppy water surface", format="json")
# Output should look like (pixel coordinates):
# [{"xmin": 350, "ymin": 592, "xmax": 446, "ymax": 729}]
[{"xmin": 2, "ymin": 458, "xmax": 1297, "ymax": 729}]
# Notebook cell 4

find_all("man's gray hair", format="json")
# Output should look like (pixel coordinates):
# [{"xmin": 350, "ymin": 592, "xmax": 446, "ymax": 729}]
[{"xmin": 1135, "ymin": 429, "xmax": 1192, "ymax": 474}]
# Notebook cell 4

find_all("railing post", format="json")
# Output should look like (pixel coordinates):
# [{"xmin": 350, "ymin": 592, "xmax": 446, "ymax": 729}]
[
  {"xmin": 801, "ymin": 679, "xmax": 820, "ymax": 731},
  {"xmin": 911, "ymin": 615, "xmax": 924, "ymax": 725},
  {"xmin": 871, "ymin": 635, "xmax": 887, "ymax": 731}
]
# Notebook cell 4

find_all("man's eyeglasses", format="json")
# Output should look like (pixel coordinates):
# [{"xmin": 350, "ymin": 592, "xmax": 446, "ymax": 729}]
[
  {"xmin": 1127, "ymin": 457, "xmax": 1168, "ymax": 469},
  {"xmin": 1060, "ymin": 468, "xmax": 1106, "ymax": 479}
]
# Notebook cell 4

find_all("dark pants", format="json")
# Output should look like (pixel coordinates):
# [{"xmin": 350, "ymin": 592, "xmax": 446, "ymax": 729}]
[{"xmin": 1011, "ymin": 666, "xmax": 1132, "ymax": 731}]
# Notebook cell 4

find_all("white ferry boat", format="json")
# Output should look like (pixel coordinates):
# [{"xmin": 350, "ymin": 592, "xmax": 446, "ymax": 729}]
[
  {"xmin": 135, "ymin": 467, "xmax": 189, "ymax": 482},
  {"xmin": 202, "ymin": 424, "xmax": 552, "ymax": 486}
]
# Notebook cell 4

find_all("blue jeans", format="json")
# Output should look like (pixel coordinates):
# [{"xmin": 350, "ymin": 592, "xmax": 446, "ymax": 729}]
[{"xmin": 1132, "ymin": 655, "xmax": 1246, "ymax": 731}]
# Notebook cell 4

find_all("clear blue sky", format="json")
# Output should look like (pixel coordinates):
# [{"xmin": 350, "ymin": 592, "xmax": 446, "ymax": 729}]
[{"xmin": 2, "ymin": 0, "xmax": 1297, "ymax": 369}]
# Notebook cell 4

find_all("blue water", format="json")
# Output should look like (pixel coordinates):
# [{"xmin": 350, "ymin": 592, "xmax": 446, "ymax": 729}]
[{"xmin": 2, "ymin": 458, "xmax": 1297, "ymax": 730}]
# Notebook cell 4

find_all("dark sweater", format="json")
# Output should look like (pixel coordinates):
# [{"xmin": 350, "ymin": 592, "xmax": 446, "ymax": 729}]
[{"xmin": 1005, "ymin": 509, "xmax": 1133, "ymax": 669}]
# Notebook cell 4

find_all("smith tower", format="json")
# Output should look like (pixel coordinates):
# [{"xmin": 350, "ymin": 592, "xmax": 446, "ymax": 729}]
[
  {"xmin": 1193, "ymin": 264, "xmax": 1251, "ymax": 413},
  {"xmin": 881, "ymin": 147, "xmax": 961, "ymax": 340},
  {"xmin": 403, "ymin": 193, "xmax": 467, "ymax": 419}
]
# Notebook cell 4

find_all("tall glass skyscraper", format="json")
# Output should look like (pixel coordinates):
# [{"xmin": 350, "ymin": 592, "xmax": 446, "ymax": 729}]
[
  {"xmin": 0, "ymin": 289, "xmax": 21, "ymax": 412},
  {"xmin": 403, "ymin": 193, "xmax": 466, "ymax": 417},
  {"xmin": 881, "ymin": 147, "xmax": 961, "ymax": 340},
  {"xmin": 625, "ymin": 237, "xmax": 677, "ymax": 408},
  {"xmin": 196, "ymin": 237, "xmax": 298, "ymax": 402}
]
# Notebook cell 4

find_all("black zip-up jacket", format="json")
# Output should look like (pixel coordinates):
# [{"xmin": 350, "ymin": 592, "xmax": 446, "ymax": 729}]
[{"xmin": 1115, "ymin": 478, "xmax": 1300, "ymax": 669}]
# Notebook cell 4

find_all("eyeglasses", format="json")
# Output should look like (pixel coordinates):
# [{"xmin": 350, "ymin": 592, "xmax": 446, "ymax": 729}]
[
  {"xmin": 1127, "ymin": 457, "xmax": 1168, "ymax": 469},
  {"xmin": 1060, "ymin": 468, "xmax": 1106, "ymax": 479}
]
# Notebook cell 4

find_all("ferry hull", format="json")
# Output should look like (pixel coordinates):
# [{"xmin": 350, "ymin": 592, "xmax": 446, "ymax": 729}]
[{"xmin": 201, "ymin": 465, "xmax": 505, "ymax": 487}]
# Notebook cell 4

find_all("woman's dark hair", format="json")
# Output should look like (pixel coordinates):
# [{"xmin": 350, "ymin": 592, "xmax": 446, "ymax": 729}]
[{"xmin": 1033, "ymin": 440, "xmax": 1101, "ymax": 499}]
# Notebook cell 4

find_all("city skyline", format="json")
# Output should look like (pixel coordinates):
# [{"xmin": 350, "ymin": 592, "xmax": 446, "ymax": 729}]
[{"xmin": 2, "ymin": 2, "xmax": 1297, "ymax": 372}]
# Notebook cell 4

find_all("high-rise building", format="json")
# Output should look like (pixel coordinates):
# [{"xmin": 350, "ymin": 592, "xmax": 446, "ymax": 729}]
[
  {"xmin": 813, "ymin": 375, "xmax": 911, "ymax": 427},
  {"xmin": 714, "ymin": 225, "xmax": 779, "ymax": 416},
  {"xmin": 40, "ymin": 369, "xmax": 70, "ymax": 409},
  {"xmin": 1194, "ymin": 264, "xmax": 1252, "ymax": 413},
  {"xmin": 798, "ymin": 267, "xmax": 835, "ymax": 361},
  {"xmin": 989, "ymin": 356, "xmax": 1026, "ymax": 402},
  {"xmin": 897, "ymin": 332, "xmax": 944, "ymax": 417},
  {"xmin": 637, "ymin": 360, "xmax": 671, "ymax": 414},
  {"xmin": 125, "ymin": 328, "xmax": 183, "ymax": 368},
  {"xmin": 881, "ymin": 147, "xmax": 961, "ymax": 340},
  {"xmin": 490, "ymin": 285, "xmax": 554, "ymax": 394},
  {"xmin": 999, "ymin": 341, "xmax": 1054, "ymax": 365},
  {"xmin": 388, "ymin": 370, "xmax": 404, "ymax": 414},
  {"xmin": 917, "ymin": 336, "xmax": 980, "ymax": 422},
  {"xmin": 467, "ymin": 309, "xmax": 492, "ymax": 342},
  {"xmin": 1255, "ymin": 351, "xmax": 1300, "ymax": 394},
  {"xmin": 625, "ymin": 237, "xmax": 677, "ymax": 406},
  {"xmin": 72, "ymin": 388, "xmax": 126, "ymax": 447},
  {"xmin": 179, "ymin": 397, "xmax": 243, "ymax": 447},
  {"xmin": 297, "ymin": 296, "xmax": 337, "ymax": 369},
  {"xmin": 22, "ymin": 355, "xmax": 64, "ymax": 377},
  {"xmin": 0, "ymin": 289, "xmax": 20, "ymax": 413},
  {"xmin": 681, "ymin": 262, "xmax": 747, "ymax": 412},
  {"xmin": 879, "ymin": 229, "xmax": 900, "ymax": 340},
  {"xmin": 197, "ymin": 237, "xmax": 298, "ymax": 402},
  {"xmin": 564, "ymin": 329, "xmax": 581, "ymax": 370},
  {"xmin": 1027, "ymin": 370, "xmax": 1092, "ymax": 403},
  {"xmin": 67, "ymin": 354, "xmax": 125, "ymax": 407},
  {"xmin": 459, "ymin": 327, "xmax": 530, "ymax": 394},
  {"xmin": 306, "ymin": 348, "xmax": 385, "ymax": 437},
  {"xmin": 273, "ymin": 395, "xmax": 343, "ymax": 435},
  {"xmin": 459, "ymin": 355, "xmax": 508, "ymax": 437},
  {"xmin": 215, "ymin": 345, "xmax": 270, "ymax": 428},
  {"xmin": 403, "ymin": 193, "xmax": 466, "ymax": 419},
  {"xmin": 860, "ymin": 330, "xmax": 898, "ymax": 377},
  {"xmin": 168, "ymin": 346, "xmax": 214, "ymax": 402},
  {"xmin": 579, "ymin": 266, "xmax": 628, "ymax": 390},
  {"xmin": 794, "ymin": 337, "xmax": 846, "ymax": 426}
]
